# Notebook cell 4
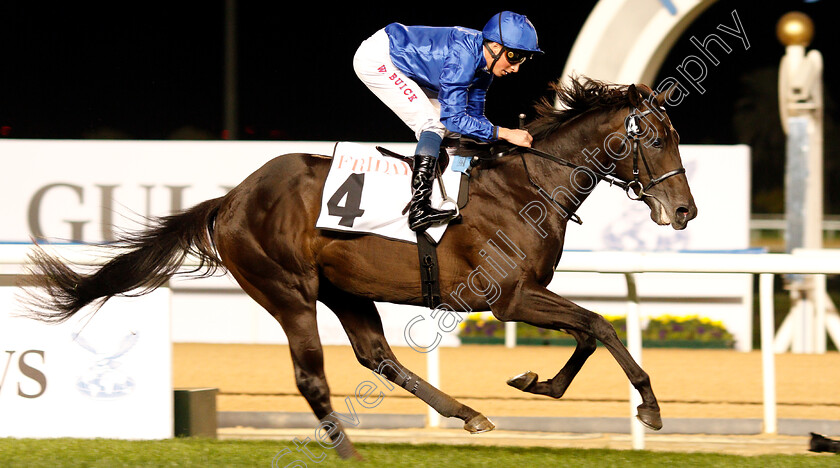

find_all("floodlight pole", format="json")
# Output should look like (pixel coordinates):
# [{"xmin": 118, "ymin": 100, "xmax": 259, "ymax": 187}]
[{"xmin": 224, "ymin": 0, "xmax": 238, "ymax": 140}]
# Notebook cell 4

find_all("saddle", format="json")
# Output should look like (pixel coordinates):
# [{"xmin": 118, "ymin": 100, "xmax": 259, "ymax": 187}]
[
  {"xmin": 376, "ymin": 137, "xmax": 506, "ymax": 309},
  {"xmin": 375, "ymin": 137, "xmax": 504, "ymax": 212}
]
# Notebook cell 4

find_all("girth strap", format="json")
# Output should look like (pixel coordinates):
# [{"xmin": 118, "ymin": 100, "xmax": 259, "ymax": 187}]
[{"xmin": 416, "ymin": 232, "xmax": 442, "ymax": 309}]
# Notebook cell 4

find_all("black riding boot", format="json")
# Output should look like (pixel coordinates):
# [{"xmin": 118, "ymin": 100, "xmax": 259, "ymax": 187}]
[{"xmin": 408, "ymin": 154, "xmax": 456, "ymax": 232}]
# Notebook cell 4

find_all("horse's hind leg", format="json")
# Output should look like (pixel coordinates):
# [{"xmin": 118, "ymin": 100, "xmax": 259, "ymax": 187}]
[
  {"xmin": 507, "ymin": 328, "xmax": 597, "ymax": 399},
  {"xmin": 320, "ymin": 283, "xmax": 494, "ymax": 434},
  {"xmin": 281, "ymin": 311, "xmax": 364, "ymax": 460},
  {"xmin": 226, "ymin": 268, "xmax": 362, "ymax": 460}
]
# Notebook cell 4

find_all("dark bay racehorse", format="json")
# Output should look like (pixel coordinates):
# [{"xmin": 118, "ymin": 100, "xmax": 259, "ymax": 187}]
[{"xmin": 24, "ymin": 77, "xmax": 696, "ymax": 460}]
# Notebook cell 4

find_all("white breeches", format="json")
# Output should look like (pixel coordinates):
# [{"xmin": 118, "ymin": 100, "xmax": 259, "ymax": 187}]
[{"xmin": 353, "ymin": 29, "xmax": 449, "ymax": 140}]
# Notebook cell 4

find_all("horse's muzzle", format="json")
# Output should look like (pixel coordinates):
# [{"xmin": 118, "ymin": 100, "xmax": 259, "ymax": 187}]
[{"xmin": 671, "ymin": 203, "xmax": 698, "ymax": 230}]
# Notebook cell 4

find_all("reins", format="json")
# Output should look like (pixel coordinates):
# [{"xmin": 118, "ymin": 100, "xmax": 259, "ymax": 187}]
[{"xmin": 487, "ymin": 106, "xmax": 686, "ymax": 225}]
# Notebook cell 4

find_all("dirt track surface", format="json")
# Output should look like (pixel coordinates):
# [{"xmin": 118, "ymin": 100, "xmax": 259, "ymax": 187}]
[
  {"xmin": 173, "ymin": 343, "xmax": 840, "ymax": 421},
  {"xmin": 218, "ymin": 427, "xmax": 827, "ymax": 457}
]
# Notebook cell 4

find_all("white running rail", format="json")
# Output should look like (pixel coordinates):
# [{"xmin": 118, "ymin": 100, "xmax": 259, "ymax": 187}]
[{"xmin": 3, "ymin": 245, "xmax": 840, "ymax": 449}]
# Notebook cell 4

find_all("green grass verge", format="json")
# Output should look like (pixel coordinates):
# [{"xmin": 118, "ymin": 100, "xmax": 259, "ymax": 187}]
[{"xmin": 0, "ymin": 438, "xmax": 836, "ymax": 468}]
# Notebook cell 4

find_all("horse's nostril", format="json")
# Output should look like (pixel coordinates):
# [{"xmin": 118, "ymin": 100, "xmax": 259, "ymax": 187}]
[{"xmin": 676, "ymin": 206, "xmax": 690, "ymax": 217}]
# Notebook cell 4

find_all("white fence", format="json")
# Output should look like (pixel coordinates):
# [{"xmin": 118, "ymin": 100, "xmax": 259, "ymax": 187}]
[
  {"xmin": 3, "ymin": 245, "xmax": 840, "ymax": 448},
  {"xmin": 546, "ymin": 249, "xmax": 840, "ymax": 449},
  {"xmin": 424, "ymin": 249, "xmax": 840, "ymax": 448}
]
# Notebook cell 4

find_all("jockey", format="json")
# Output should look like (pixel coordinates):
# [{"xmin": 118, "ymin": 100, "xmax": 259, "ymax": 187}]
[{"xmin": 353, "ymin": 11, "xmax": 543, "ymax": 232}]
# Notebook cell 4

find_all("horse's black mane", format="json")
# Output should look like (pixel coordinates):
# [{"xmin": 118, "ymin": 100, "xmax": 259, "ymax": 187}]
[{"xmin": 529, "ymin": 76, "xmax": 637, "ymax": 140}]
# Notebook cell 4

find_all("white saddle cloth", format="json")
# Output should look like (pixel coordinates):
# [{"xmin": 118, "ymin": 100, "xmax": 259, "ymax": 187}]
[{"xmin": 316, "ymin": 142, "xmax": 461, "ymax": 244}]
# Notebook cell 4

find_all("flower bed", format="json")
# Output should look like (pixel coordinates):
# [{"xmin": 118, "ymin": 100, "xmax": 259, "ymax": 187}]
[{"xmin": 458, "ymin": 313, "xmax": 734, "ymax": 349}]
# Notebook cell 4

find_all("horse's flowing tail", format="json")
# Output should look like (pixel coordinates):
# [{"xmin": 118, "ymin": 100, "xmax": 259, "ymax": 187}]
[{"xmin": 23, "ymin": 197, "xmax": 225, "ymax": 323}]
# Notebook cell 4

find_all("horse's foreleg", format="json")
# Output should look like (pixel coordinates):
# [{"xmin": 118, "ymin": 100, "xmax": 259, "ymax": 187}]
[
  {"xmin": 320, "ymin": 286, "xmax": 494, "ymax": 434},
  {"xmin": 493, "ymin": 283, "xmax": 661, "ymax": 430},
  {"xmin": 507, "ymin": 328, "xmax": 597, "ymax": 399}
]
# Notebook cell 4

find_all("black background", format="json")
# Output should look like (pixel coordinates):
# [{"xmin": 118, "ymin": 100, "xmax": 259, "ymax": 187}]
[{"xmin": 1, "ymin": 1, "xmax": 837, "ymax": 212}]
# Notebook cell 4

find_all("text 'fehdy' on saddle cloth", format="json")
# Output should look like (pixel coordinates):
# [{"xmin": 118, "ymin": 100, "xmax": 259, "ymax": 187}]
[{"xmin": 315, "ymin": 141, "xmax": 462, "ymax": 244}]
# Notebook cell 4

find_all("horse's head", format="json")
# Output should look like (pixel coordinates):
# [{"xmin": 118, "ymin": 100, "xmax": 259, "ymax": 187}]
[
  {"xmin": 530, "ymin": 77, "xmax": 698, "ymax": 230},
  {"xmin": 617, "ymin": 83, "xmax": 697, "ymax": 230}
]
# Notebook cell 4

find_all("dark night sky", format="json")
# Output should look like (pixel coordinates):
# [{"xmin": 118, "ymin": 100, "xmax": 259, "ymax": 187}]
[
  {"xmin": 0, "ymin": 2, "xmax": 590, "ymax": 141},
  {"xmin": 1, "ymin": 1, "xmax": 838, "ymax": 211}
]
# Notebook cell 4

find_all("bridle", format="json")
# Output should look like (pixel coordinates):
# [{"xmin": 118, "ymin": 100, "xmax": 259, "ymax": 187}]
[
  {"xmin": 494, "ymin": 106, "xmax": 686, "ymax": 223},
  {"xmin": 620, "ymin": 109, "xmax": 686, "ymax": 201}
]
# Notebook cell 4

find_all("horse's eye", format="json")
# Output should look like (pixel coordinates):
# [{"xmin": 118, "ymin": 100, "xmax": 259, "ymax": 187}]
[{"xmin": 651, "ymin": 138, "xmax": 663, "ymax": 148}]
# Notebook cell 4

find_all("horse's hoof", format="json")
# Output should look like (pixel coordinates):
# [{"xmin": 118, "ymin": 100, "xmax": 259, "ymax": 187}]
[
  {"xmin": 506, "ymin": 371, "xmax": 538, "ymax": 391},
  {"xmin": 464, "ymin": 414, "xmax": 495, "ymax": 434},
  {"xmin": 636, "ymin": 407, "xmax": 662, "ymax": 431}
]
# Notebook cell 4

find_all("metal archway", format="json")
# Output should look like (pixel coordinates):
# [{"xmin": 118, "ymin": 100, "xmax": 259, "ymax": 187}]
[{"xmin": 560, "ymin": 0, "xmax": 720, "ymax": 87}]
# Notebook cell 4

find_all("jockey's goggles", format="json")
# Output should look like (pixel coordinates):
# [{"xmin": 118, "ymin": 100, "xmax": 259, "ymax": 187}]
[{"xmin": 505, "ymin": 48, "xmax": 533, "ymax": 64}]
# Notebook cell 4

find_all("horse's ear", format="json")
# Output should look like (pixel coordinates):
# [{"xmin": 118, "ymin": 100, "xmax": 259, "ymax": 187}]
[
  {"xmin": 628, "ymin": 84, "xmax": 643, "ymax": 108},
  {"xmin": 654, "ymin": 82, "xmax": 677, "ymax": 107}
]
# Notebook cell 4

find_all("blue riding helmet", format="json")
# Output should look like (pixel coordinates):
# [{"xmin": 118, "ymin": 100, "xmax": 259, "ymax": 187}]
[{"xmin": 482, "ymin": 11, "xmax": 543, "ymax": 54}]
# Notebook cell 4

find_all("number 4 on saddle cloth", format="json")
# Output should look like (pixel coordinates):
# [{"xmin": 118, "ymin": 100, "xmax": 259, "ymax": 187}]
[{"xmin": 316, "ymin": 141, "xmax": 469, "ymax": 244}]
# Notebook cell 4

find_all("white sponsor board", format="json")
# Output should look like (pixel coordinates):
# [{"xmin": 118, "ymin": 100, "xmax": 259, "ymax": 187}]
[
  {"xmin": 565, "ymin": 145, "xmax": 751, "ymax": 251},
  {"xmin": 550, "ymin": 144, "xmax": 754, "ymax": 350},
  {"xmin": 0, "ymin": 140, "xmax": 751, "ymax": 350},
  {"xmin": 0, "ymin": 139, "xmax": 343, "ymax": 244},
  {"xmin": 0, "ymin": 286, "xmax": 172, "ymax": 439}
]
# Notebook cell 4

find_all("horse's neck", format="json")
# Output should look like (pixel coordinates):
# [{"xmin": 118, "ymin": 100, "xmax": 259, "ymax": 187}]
[{"xmin": 528, "ymin": 123, "xmax": 612, "ymax": 215}]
